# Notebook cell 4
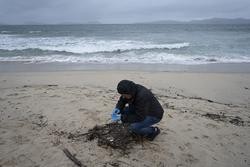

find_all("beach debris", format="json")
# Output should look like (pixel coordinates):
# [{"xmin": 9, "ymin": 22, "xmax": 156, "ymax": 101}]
[
  {"xmin": 157, "ymin": 91, "xmax": 239, "ymax": 108},
  {"xmin": 67, "ymin": 122, "xmax": 143, "ymax": 152},
  {"xmin": 47, "ymin": 84, "xmax": 58, "ymax": 87},
  {"xmin": 86, "ymin": 122, "xmax": 142, "ymax": 151},
  {"xmin": 202, "ymin": 113, "xmax": 226, "ymax": 121},
  {"xmin": 103, "ymin": 160, "xmax": 131, "ymax": 167},
  {"xmin": 23, "ymin": 85, "xmax": 32, "ymax": 88},
  {"xmin": 202, "ymin": 113, "xmax": 245, "ymax": 126},
  {"xmin": 176, "ymin": 93, "xmax": 221, "ymax": 104},
  {"xmin": 23, "ymin": 84, "xmax": 58, "ymax": 88},
  {"xmin": 86, "ymin": 123, "xmax": 132, "ymax": 150},
  {"xmin": 29, "ymin": 114, "xmax": 48, "ymax": 128},
  {"xmin": 229, "ymin": 117, "xmax": 245, "ymax": 126},
  {"xmin": 62, "ymin": 148, "xmax": 85, "ymax": 167},
  {"xmin": 7, "ymin": 93, "xmax": 19, "ymax": 96},
  {"xmin": 163, "ymin": 103, "xmax": 175, "ymax": 110},
  {"xmin": 50, "ymin": 123, "xmax": 143, "ymax": 154},
  {"xmin": 168, "ymin": 114, "xmax": 173, "ymax": 118}
]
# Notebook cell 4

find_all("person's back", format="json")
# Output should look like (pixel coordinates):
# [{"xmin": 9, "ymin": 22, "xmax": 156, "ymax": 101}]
[{"xmin": 131, "ymin": 84, "xmax": 164, "ymax": 120}]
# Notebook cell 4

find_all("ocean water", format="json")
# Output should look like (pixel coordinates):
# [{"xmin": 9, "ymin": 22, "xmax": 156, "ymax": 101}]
[{"xmin": 0, "ymin": 24, "xmax": 250, "ymax": 65}]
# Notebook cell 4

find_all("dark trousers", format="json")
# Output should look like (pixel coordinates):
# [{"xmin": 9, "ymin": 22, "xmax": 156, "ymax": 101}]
[{"xmin": 122, "ymin": 106, "xmax": 161, "ymax": 136}]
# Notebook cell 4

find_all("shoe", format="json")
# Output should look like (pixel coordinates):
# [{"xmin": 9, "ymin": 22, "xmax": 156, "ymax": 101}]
[{"xmin": 146, "ymin": 127, "xmax": 160, "ymax": 141}]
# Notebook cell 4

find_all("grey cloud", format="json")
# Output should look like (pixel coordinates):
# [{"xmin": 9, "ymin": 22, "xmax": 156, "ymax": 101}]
[{"xmin": 0, "ymin": 0, "xmax": 249, "ymax": 24}]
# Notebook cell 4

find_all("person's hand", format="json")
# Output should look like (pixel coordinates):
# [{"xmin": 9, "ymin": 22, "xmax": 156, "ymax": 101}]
[
  {"xmin": 111, "ymin": 108, "xmax": 121, "ymax": 121},
  {"xmin": 113, "ymin": 108, "xmax": 120, "ymax": 114}
]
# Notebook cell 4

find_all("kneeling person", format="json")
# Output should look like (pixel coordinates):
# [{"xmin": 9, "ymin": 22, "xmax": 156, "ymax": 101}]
[{"xmin": 111, "ymin": 80, "xmax": 164, "ymax": 141}]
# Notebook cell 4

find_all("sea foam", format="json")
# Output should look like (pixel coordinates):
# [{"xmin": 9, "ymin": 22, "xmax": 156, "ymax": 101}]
[{"xmin": 0, "ymin": 35, "xmax": 189, "ymax": 53}]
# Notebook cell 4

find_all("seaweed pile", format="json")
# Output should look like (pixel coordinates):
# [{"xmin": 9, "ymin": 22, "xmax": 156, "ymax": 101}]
[
  {"xmin": 202, "ymin": 113, "xmax": 245, "ymax": 126},
  {"xmin": 68, "ymin": 122, "xmax": 142, "ymax": 152}
]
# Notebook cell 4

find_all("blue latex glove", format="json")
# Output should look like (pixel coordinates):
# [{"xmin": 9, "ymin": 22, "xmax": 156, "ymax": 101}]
[{"xmin": 111, "ymin": 108, "xmax": 121, "ymax": 121}]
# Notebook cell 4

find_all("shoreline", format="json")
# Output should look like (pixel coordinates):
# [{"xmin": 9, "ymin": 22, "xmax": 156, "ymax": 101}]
[{"xmin": 1, "ymin": 62, "xmax": 250, "ymax": 73}]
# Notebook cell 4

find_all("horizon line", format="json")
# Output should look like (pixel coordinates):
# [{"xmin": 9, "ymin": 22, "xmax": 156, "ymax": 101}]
[{"xmin": 1, "ymin": 17, "xmax": 250, "ymax": 25}]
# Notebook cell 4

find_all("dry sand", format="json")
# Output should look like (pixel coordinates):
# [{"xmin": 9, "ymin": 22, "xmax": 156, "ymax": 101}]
[{"xmin": 0, "ymin": 71, "xmax": 250, "ymax": 167}]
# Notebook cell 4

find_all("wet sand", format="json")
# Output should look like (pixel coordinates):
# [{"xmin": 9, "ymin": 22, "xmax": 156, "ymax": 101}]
[{"xmin": 1, "ymin": 62, "xmax": 250, "ymax": 73}]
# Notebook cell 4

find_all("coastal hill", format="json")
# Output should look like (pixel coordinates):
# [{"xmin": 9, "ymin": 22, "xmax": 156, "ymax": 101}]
[
  {"xmin": 137, "ymin": 18, "xmax": 250, "ymax": 24},
  {"xmin": 1, "ymin": 18, "xmax": 250, "ymax": 25}
]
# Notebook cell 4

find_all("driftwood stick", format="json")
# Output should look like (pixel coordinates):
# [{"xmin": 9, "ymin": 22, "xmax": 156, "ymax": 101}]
[
  {"xmin": 63, "ymin": 148, "xmax": 84, "ymax": 167},
  {"xmin": 68, "ymin": 132, "xmax": 90, "ymax": 139}
]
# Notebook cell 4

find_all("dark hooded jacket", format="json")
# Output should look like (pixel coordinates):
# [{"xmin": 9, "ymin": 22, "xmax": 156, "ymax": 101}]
[{"xmin": 116, "ymin": 80, "xmax": 164, "ymax": 121}]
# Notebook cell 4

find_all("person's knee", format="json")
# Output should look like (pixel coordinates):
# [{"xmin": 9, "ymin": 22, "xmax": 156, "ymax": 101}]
[{"xmin": 129, "ymin": 124, "xmax": 141, "ymax": 134}]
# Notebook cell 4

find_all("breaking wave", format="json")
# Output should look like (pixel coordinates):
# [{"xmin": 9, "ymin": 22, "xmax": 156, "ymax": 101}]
[
  {"xmin": 1, "ymin": 33, "xmax": 250, "ymax": 65},
  {"xmin": 0, "ymin": 35, "xmax": 189, "ymax": 54}
]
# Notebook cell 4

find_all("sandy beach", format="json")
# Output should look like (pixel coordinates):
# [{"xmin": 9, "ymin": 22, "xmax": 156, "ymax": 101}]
[{"xmin": 0, "ymin": 70, "xmax": 250, "ymax": 167}]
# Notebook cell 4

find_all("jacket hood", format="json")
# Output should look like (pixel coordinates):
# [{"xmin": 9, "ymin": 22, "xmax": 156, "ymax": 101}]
[{"xmin": 117, "ymin": 80, "xmax": 137, "ymax": 96}]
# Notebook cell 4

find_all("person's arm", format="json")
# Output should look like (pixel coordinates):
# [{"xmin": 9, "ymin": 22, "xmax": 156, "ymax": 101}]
[{"xmin": 115, "ymin": 96, "xmax": 127, "ymax": 111}]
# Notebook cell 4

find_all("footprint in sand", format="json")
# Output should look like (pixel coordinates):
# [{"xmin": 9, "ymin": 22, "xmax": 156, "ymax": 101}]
[
  {"xmin": 70, "ymin": 100, "xmax": 77, "ymax": 103},
  {"xmin": 7, "ymin": 93, "xmax": 19, "ymax": 96},
  {"xmin": 78, "ymin": 108, "xmax": 87, "ymax": 112},
  {"xmin": 181, "ymin": 153, "xmax": 199, "ymax": 164},
  {"xmin": 165, "ymin": 128, "xmax": 176, "ymax": 134},
  {"xmin": 232, "ymin": 133, "xmax": 240, "ymax": 137},
  {"xmin": 29, "ymin": 114, "xmax": 48, "ymax": 128},
  {"xmin": 184, "ymin": 142, "xmax": 192, "ymax": 149},
  {"xmin": 19, "ymin": 89, "xmax": 27, "ymax": 92},
  {"xmin": 156, "ymin": 161, "xmax": 165, "ymax": 167},
  {"xmin": 182, "ymin": 128, "xmax": 192, "ymax": 132},
  {"xmin": 23, "ymin": 85, "xmax": 32, "ymax": 88},
  {"xmin": 17, "ymin": 95, "xmax": 32, "ymax": 99},
  {"xmin": 179, "ymin": 145, "xmax": 185, "ymax": 151},
  {"xmin": 166, "ymin": 152, "xmax": 175, "ymax": 159},
  {"xmin": 17, "ymin": 154, "xmax": 36, "ymax": 166},
  {"xmin": 153, "ymin": 153, "xmax": 160, "ymax": 159},
  {"xmin": 1, "ymin": 130, "xmax": 7, "ymax": 134},
  {"xmin": 202, "ymin": 135, "xmax": 210, "ymax": 139},
  {"xmin": 136, "ymin": 150, "xmax": 146, "ymax": 159},
  {"xmin": 184, "ymin": 115, "xmax": 191, "ymax": 119},
  {"xmin": 13, "ymin": 135, "xmax": 30, "ymax": 144},
  {"xmin": 206, "ymin": 123, "xmax": 220, "ymax": 129},
  {"xmin": 0, "ymin": 138, "xmax": 5, "ymax": 145},
  {"xmin": 50, "ymin": 95, "xmax": 61, "ymax": 98},
  {"xmin": 0, "ymin": 97, "xmax": 6, "ymax": 101}
]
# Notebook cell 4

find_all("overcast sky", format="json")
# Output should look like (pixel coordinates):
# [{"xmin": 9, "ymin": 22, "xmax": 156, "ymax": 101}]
[{"xmin": 0, "ymin": 0, "xmax": 250, "ymax": 24}]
